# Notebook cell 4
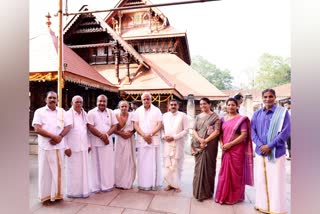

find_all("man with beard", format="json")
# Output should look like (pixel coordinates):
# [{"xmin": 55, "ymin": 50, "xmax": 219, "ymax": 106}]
[
  {"xmin": 161, "ymin": 99, "xmax": 189, "ymax": 192},
  {"xmin": 32, "ymin": 91, "xmax": 72, "ymax": 205},
  {"xmin": 64, "ymin": 95, "xmax": 90, "ymax": 198},
  {"xmin": 133, "ymin": 92, "xmax": 163, "ymax": 190},
  {"xmin": 87, "ymin": 95, "xmax": 118, "ymax": 193},
  {"xmin": 251, "ymin": 89, "xmax": 291, "ymax": 214}
]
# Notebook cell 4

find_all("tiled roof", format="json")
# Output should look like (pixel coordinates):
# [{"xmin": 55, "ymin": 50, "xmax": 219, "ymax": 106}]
[
  {"xmin": 29, "ymin": 29, "xmax": 118, "ymax": 92},
  {"xmin": 93, "ymin": 63, "xmax": 182, "ymax": 98},
  {"xmin": 63, "ymin": 5, "xmax": 149, "ymax": 69},
  {"xmin": 222, "ymin": 82, "xmax": 291, "ymax": 103},
  {"xmin": 95, "ymin": 54, "xmax": 227, "ymax": 100},
  {"xmin": 140, "ymin": 53, "xmax": 227, "ymax": 100},
  {"xmin": 272, "ymin": 83, "xmax": 291, "ymax": 99}
]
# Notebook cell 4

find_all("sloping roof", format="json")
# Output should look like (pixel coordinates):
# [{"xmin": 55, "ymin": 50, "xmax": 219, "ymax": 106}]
[
  {"xmin": 104, "ymin": 0, "xmax": 168, "ymax": 24},
  {"xmin": 30, "ymin": 29, "xmax": 118, "ymax": 92},
  {"xmin": 136, "ymin": 53, "xmax": 228, "ymax": 100},
  {"xmin": 63, "ymin": 5, "xmax": 149, "ymax": 69},
  {"xmin": 93, "ymin": 63, "xmax": 183, "ymax": 98},
  {"xmin": 272, "ymin": 83, "xmax": 291, "ymax": 100}
]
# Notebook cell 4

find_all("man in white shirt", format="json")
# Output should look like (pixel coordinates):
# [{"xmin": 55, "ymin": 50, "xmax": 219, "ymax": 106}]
[
  {"xmin": 32, "ymin": 91, "xmax": 72, "ymax": 205},
  {"xmin": 133, "ymin": 92, "xmax": 163, "ymax": 190},
  {"xmin": 162, "ymin": 99, "xmax": 189, "ymax": 192},
  {"xmin": 87, "ymin": 95, "xmax": 118, "ymax": 193},
  {"xmin": 64, "ymin": 95, "xmax": 90, "ymax": 198}
]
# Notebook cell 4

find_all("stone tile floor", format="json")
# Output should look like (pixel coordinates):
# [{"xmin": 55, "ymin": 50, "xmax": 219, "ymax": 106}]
[{"xmin": 29, "ymin": 150, "xmax": 291, "ymax": 214}]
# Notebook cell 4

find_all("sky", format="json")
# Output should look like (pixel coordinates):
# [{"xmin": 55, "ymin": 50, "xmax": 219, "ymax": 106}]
[{"xmin": 30, "ymin": 0, "xmax": 291, "ymax": 88}]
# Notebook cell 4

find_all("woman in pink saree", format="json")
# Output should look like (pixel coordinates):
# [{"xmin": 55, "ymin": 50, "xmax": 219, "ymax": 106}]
[{"xmin": 215, "ymin": 98, "xmax": 254, "ymax": 204}]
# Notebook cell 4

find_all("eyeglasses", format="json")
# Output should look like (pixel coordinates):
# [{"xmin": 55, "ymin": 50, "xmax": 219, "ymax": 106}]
[
  {"xmin": 170, "ymin": 104, "xmax": 177, "ymax": 106},
  {"xmin": 75, "ymin": 101, "xmax": 83, "ymax": 104}
]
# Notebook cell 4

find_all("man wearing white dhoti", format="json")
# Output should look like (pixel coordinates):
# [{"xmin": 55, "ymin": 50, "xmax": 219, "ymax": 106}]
[
  {"xmin": 114, "ymin": 101, "xmax": 136, "ymax": 189},
  {"xmin": 32, "ymin": 91, "xmax": 72, "ymax": 205},
  {"xmin": 64, "ymin": 95, "xmax": 90, "ymax": 198},
  {"xmin": 251, "ymin": 89, "xmax": 291, "ymax": 214},
  {"xmin": 133, "ymin": 92, "xmax": 163, "ymax": 190},
  {"xmin": 161, "ymin": 99, "xmax": 189, "ymax": 193},
  {"xmin": 87, "ymin": 95, "xmax": 118, "ymax": 193}
]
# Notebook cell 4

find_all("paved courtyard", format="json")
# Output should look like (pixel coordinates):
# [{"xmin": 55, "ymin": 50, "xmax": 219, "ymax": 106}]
[{"xmin": 29, "ymin": 148, "xmax": 291, "ymax": 214}]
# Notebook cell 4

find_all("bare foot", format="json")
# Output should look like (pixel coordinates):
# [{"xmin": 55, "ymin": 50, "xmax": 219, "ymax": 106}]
[
  {"xmin": 42, "ymin": 200, "xmax": 52, "ymax": 206},
  {"xmin": 174, "ymin": 188, "xmax": 181, "ymax": 193},
  {"xmin": 164, "ymin": 185, "xmax": 173, "ymax": 191}
]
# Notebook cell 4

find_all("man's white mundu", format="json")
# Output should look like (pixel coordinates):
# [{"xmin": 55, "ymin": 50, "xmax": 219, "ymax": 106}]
[
  {"xmin": 65, "ymin": 108, "xmax": 90, "ymax": 198},
  {"xmin": 87, "ymin": 107, "xmax": 118, "ymax": 192},
  {"xmin": 32, "ymin": 107, "xmax": 71, "ymax": 202},
  {"xmin": 133, "ymin": 104, "xmax": 163, "ymax": 190},
  {"xmin": 162, "ymin": 111, "xmax": 189, "ymax": 188}
]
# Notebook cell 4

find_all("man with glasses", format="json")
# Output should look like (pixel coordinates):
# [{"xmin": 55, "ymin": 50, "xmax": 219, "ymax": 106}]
[
  {"xmin": 64, "ymin": 95, "xmax": 90, "ymax": 198},
  {"xmin": 133, "ymin": 92, "xmax": 163, "ymax": 190},
  {"xmin": 32, "ymin": 91, "xmax": 72, "ymax": 205},
  {"xmin": 161, "ymin": 99, "xmax": 189, "ymax": 192}
]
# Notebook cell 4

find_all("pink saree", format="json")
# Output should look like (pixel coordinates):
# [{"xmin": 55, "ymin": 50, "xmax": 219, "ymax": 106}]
[{"xmin": 215, "ymin": 115, "xmax": 254, "ymax": 204}]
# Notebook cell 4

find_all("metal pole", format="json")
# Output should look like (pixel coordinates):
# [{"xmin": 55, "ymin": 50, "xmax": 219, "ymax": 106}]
[
  {"xmin": 63, "ymin": 0, "xmax": 220, "ymax": 16},
  {"xmin": 58, "ymin": 0, "xmax": 63, "ymax": 108}
]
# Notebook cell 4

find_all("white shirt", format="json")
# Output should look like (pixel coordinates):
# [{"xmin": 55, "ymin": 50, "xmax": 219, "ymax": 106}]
[
  {"xmin": 87, "ymin": 107, "xmax": 118, "ymax": 147},
  {"xmin": 32, "ymin": 105, "xmax": 72, "ymax": 150},
  {"xmin": 162, "ymin": 111, "xmax": 189, "ymax": 159},
  {"xmin": 132, "ymin": 104, "xmax": 162, "ymax": 147},
  {"xmin": 65, "ymin": 108, "xmax": 89, "ymax": 152}
]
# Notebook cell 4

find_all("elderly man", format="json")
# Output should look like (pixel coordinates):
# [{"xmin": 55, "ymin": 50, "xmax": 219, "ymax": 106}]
[
  {"xmin": 251, "ymin": 88, "xmax": 291, "ymax": 214},
  {"xmin": 161, "ymin": 99, "xmax": 189, "ymax": 192},
  {"xmin": 114, "ymin": 101, "xmax": 136, "ymax": 189},
  {"xmin": 133, "ymin": 92, "xmax": 163, "ymax": 190},
  {"xmin": 64, "ymin": 95, "xmax": 90, "ymax": 198},
  {"xmin": 87, "ymin": 95, "xmax": 118, "ymax": 193},
  {"xmin": 32, "ymin": 91, "xmax": 72, "ymax": 205}
]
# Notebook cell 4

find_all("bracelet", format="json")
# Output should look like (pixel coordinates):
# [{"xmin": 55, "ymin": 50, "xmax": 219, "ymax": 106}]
[{"xmin": 59, "ymin": 133, "xmax": 63, "ymax": 137}]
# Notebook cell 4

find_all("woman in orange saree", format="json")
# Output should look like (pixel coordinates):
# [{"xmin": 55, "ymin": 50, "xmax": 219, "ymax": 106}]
[{"xmin": 215, "ymin": 98, "xmax": 254, "ymax": 204}]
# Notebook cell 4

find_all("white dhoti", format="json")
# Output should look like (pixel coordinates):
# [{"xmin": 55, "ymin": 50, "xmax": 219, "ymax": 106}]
[
  {"xmin": 137, "ymin": 146, "xmax": 162, "ymax": 190},
  {"xmin": 163, "ymin": 157, "xmax": 183, "ymax": 189},
  {"xmin": 38, "ymin": 148, "xmax": 64, "ymax": 202},
  {"xmin": 255, "ymin": 155, "xmax": 287, "ymax": 214},
  {"xmin": 115, "ymin": 136, "xmax": 136, "ymax": 189},
  {"xmin": 65, "ymin": 151, "xmax": 90, "ymax": 198},
  {"xmin": 90, "ymin": 145, "xmax": 115, "ymax": 192}
]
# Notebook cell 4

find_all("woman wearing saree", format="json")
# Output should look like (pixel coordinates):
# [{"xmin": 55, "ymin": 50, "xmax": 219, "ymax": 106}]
[
  {"xmin": 192, "ymin": 98, "xmax": 221, "ymax": 201},
  {"xmin": 215, "ymin": 98, "xmax": 254, "ymax": 204}
]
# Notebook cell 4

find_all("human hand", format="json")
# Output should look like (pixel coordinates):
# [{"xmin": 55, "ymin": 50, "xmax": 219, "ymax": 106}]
[
  {"xmin": 64, "ymin": 149, "xmax": 72, "ymax": 157},
  {"xmin": 143, "ymin": 134, "xmax": 152, "ymax": 144},
  {"xmin": 222, "ymin": 143, "xmax": 233, "ymax": 151},
  {"xmin": 260, "ymin": 145, "xmax": 271, "ymax": 155}
]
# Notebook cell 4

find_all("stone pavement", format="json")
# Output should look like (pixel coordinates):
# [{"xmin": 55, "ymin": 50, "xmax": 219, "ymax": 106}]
[{"xmin": 29, "ymin": 148, "xmax": 291, "ymax": 214}]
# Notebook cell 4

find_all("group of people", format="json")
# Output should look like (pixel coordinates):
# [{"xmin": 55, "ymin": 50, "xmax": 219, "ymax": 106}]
[
  {"xmin": 190, "ymin": 89, "xmax": 290, "ymax": 214},
  {"xmin": 32, "ymin": 91, "xmax": 189, "ymax": 206},
  {"xmin": 32, "ymin": 89, "xmax": 291, "ymax": 214}
]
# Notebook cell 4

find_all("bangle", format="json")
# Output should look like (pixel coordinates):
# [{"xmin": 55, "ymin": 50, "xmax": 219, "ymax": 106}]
[{"xmin": 59, "ymin": 133, "xmax": 63, "ymax": 137}]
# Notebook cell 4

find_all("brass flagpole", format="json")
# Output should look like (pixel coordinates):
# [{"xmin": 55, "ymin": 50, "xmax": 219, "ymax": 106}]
[{"xmin": 57, "ymin": 0, "xmax": 63, "ymax": 108}]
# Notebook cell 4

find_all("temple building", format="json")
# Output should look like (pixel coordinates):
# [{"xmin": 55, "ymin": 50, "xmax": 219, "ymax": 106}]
[{"xmin": 29, "ymin": 0, "xmax": 227, "ymax": 127}]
